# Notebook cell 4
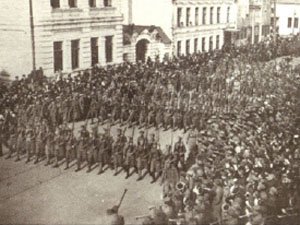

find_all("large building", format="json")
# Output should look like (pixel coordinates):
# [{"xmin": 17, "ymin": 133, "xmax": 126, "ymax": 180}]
[
  {"xmin": 271, "ymin": 0, "xmax": 300, "ymax": 36},
  {"xmin": 0, "ymin": 0, "xmax": 124, "ymax": 77},
  {"xmin": 0, "ymin": 0, "xmax": 273, "ymax": 77},
  {"xmin": 121, "ymin": 0, "xmax": 236, "ymax": 61},
  {"xmin": 225, "ymin": 0, "xmax": 271, "ymax": 46}
]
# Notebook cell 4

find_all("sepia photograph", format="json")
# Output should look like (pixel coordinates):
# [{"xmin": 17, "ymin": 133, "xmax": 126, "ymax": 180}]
[{"xmin": 0, "ymin": 0, "xmax": 299, "ymax": 225}]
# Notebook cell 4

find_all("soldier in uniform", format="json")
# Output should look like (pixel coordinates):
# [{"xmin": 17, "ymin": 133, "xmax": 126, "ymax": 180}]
[
  {"xmin": 15, "ymin": 128, "xmax": 25, "ymax": 161},
  {"xmin": 65, "ymin": 129, "xmax": 77, "ymax": 170},
  {"xmin": 5, "ymin": 126, "xmax": 17, "ymax": 159},
  {"xmin": 87, "ymin": 125, "xmax": 100, "ymax": 173},
  {"xmin": 98, "ymin": 129, "xmax": 113, "ymax": 174},
  {"xmin": 34, "ymin": 124, "xmax": 45, "ymax": 164},
  {"xmin": 149, "ymin": 142, "xmax": 163, "ymax": 183},
  {"xmin": 112, "ymin": 129, "xmax": 126, "ymax": 176},
  {"xmin": 136, "ymin": 131, "xmax": 148, "ymax": 181},
  {"xmin": 174, "ymin": 136, "xmax": 187, "ymax": 171},
  {"xmin": 25, "ymin": 126, "xmax": 35, "ymax": 163},
  {"xmin": 76, "ymin": 125, "xmax": 90, "ymax": 172},
  {"xmin": 185, "ymin": 128, "xmax": 199, "ymax": 167},
  {"xmin": 124, "ymin": 137, "xmax": 136, "ymax": 179},
  {"xmin": 45, "ymin": 127, "xmax": 55, "ymax": 166},
  {"xmin": 53, "ymin": 127, "xmax": 63, "ymax": 168}
]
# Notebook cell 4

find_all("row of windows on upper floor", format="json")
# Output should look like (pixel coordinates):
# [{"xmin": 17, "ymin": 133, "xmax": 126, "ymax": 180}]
[
  {"xmin": 177, "ymin": 6, "xmax": 231, "ymax": 28},
  {"xmin": 50, "ymin": 0, "xmax": 112, "ymax": 9},
  {"xmin": 53, "ymin": 36, "xmax": 113, "ymax": 72},
  {"xmin": 177, "ymin": 35, "xmax": 221, "ymax": 56}
]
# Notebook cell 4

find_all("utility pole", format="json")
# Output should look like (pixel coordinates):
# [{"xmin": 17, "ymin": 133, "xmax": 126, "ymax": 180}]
[{"xmin": 29, "ymin": 0, "xmax": 36, "ymax": 75}]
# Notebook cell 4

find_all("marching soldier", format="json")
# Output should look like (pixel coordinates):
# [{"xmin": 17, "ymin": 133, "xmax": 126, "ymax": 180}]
[
  {"xmin": 149, "ymin": 142, "xmax": 163, "ymax": 183},
  {"xmin": 174, "ymin": 136, "xmax": 187, "ymax": 171},
  {"xmin": 53, "ymin": 127, "xmax": 64, "ymax": 168},
  {"xmin": 124, "ymin": 137, "xmax": 136, "ymax": 179},
  {"xmin": 34, "ymin": 124, "xmax": 45, "ymax": 164},
  {"xmin": 98, "ymin": 129, "xmax": 113, "ymax": 174},
  {"xmin": 112, "ymin": 129, "xmax": 127, "ymax": 176},
  {"xmin": 15, "ymin": 128, "xmax": 25, "ymax": 161},
  {"xmin": 45, "ymin": 127, "xmax": 55, "ymax": 166},
  {"xmin": 87, "ymin": 125, "xmax": 100, "ymax": 173},
  {"xmin": 65, "ymin": 129, "xmax": 77, "ymax": 170},
  {"xmin": 5, "ymin": 126, "xmax": 17, "ymax": 159},
  {"xmin": 76, "ymin": 125, "xmax": 90, "ymax": 172},
  {"xmin": 25, "ymin": 126, "xmax": 35, "ymax": 163}
]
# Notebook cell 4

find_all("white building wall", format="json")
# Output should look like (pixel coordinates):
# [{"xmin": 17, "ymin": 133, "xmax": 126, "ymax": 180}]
[
  {"xmin": 0, "ymin": 1, "xmax": 32, "ymax": 77},
  {"xmin": 173, "ymin": 0, "xmax": 235, "ymax": 56},
  {"xmin": 275, "ymin": 3, "xmax": 300, "ymax": 36},
  {"xmin": 0, "ymin": 0, "xmax": 124, "ymax": 77}
]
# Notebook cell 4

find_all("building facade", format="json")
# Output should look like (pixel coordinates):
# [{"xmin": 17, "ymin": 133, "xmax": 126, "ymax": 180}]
[
  {"xmin": 225, "ymin": 0, "xmax": 271, "ymax": 46},
  {"xmin": 173, "ymin": 0, "xmax": 236, "ymax": 56},
  {"xmin": 271, "ymin": 0, "xmax": 300, "ymax": 36},
  {"xmin": 0, "ymin": 0, "xmax": 124, "ymax": 77},
  {"xmin": 121, "ymin": 0, "xmax": 236, "ymax": 59}
]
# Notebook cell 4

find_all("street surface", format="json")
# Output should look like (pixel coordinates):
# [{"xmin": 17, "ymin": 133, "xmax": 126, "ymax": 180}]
[{"xmin": 0, "ymin": 121, "xmax": 184, "ymax": 225}]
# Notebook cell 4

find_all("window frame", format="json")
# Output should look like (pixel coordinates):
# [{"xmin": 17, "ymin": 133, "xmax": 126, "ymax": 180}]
[
  {"xmin": 186, "ymin": 8, "xmax": 191, "ymax": 26},
  {"xmin": 105, "ymin": 36, "xmax": 113, "ymax": 63},
  {"xmin": 202, "ymin": 7, "xmax": 207, "ymax": 25},
  {"xmin": 89, "ymin": 0, "xmax": 96, "ymax": 8},
  {"xmin": 217, "ymin": 7, "xmax": 220, "ymax": 23},
  {"xmin": 288, "ymin": 17, "xmax": 292, "ymax": 28},
  {"xmin": 177, "ymin": 41, "xmax": 181, "ymax": 56},
  {"xmin": 195, "ymin": 7, "xmax": 199, "ymax": 26},
  {"xmin": 91, "ymin": 37, "xmax": 99, "ymax": 66},
  {"xmin": 53, "ymin": 41, "xmax": 63, "ymax": 72},
  {"xmin": 51, "ymin": 0, "xmax": 60, "ymax": 9},
  {"xmin": 69, "ymin": 0, "xmax": 77, "ymax": 8},
  {"xmin": 177, "ymin": 7, "xmax": 182, "ymax": 27},
  {"xmin": 71, "ymin": 39, "xmax": 80, "ymax": 70},
  {"xmin": 210, "ymin": 7, "xmax": 214, "ymax": 24},
  {"xmin": 103, "ymin": 0, "xmax": 112, "ymax": 7},
  {"xmin": 186, "ymin": 39, "xmax": 190, "ymax": 55}
]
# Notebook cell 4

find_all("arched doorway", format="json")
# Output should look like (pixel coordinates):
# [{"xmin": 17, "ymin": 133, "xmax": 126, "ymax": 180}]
[{"xmin": 136, "ymin": 39, "xmax": 149, "ymax": 63}]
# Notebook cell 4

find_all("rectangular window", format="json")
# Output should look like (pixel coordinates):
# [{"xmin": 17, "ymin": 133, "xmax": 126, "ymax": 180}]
[
  {"xmin": 71, "ymin": 39, "xmax": 80, "ymax": 69},
  {"xmin": 216, "ymin": 35, "xmax": 220, "ymax": 49},
  {"xmin": 210, "ymin": 7, "xmax": 214, "ymax": 24},
  {"xmin": 203, "ymin": 7, "xmax": 206, "ymax": 25},
  {"xmin": 202, "ymin": 37, "xmax": 205, "ymax": 52},
  {"xmin": 209, "ymin": 36, "xmax": 213, "ymax": 51},
  {"xmin": 288, "ymin": 17, "xmax": 292, "ymax": 28},
  {"xmin": 217, "ymin": 7, "xmax": 220, "ymax": 23},
  {"xmin": 227, "ymin": 7, "xmax": 230, "ymax": 23},
  {"xmin": 186, "ymin": 39, "xmax": 190, "ymax": 55},
  {"xmin": 177, "ymin": 41, "xmax": 181, "ymax": 56},
  {"xmin": 104, "ymin": 0, "xmax": 112, "ymax": 7},
  {"xmin": 195, "ymin": 7, "xmax": 199, "ymax": 26},
  {"xmin": 89, "ymin": 0, "xmax": 96, "ymax": 7},
  {"xmin": 177, "ymin": 8, "xmax": 182, "ymax": 27},
  {"xmin": 294, "ymin": 18, "xmax": 299, "ymax": 28},
  {"xmin": 194, "ymin": 38, "xmax": 198, "ymax": 53},
  {"xmin": 105, "ymin": 36, "xmax": 113, "ymax": 63},
  {"xmin": 91, "ymin": 37, "xmax": 99, "ymax": 66},
  {"xmin": 186, "ymin": 8, "xmax": 190, "ymax": 26},
  {"xmin": 69, "ymin": 0, "xmax": 77, "ymax": 8},
  {"xmin": 51, "ymin": 0, "xmax": 60, "ymax": 8},
  {"xmin": 53, "ymin": 41, "xmax": 63, "ymax": 72}
]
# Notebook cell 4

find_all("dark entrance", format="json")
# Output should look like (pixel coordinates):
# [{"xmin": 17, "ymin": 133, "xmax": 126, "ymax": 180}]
[{"xmin": 136, "ymin": 39, "xmax": 149, "ymax": 63}]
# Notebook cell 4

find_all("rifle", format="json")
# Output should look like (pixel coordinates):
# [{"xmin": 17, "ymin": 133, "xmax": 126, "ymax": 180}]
[{"xmin": 116, "ymin": 188, "xmax": 128, "ymax": 211}]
